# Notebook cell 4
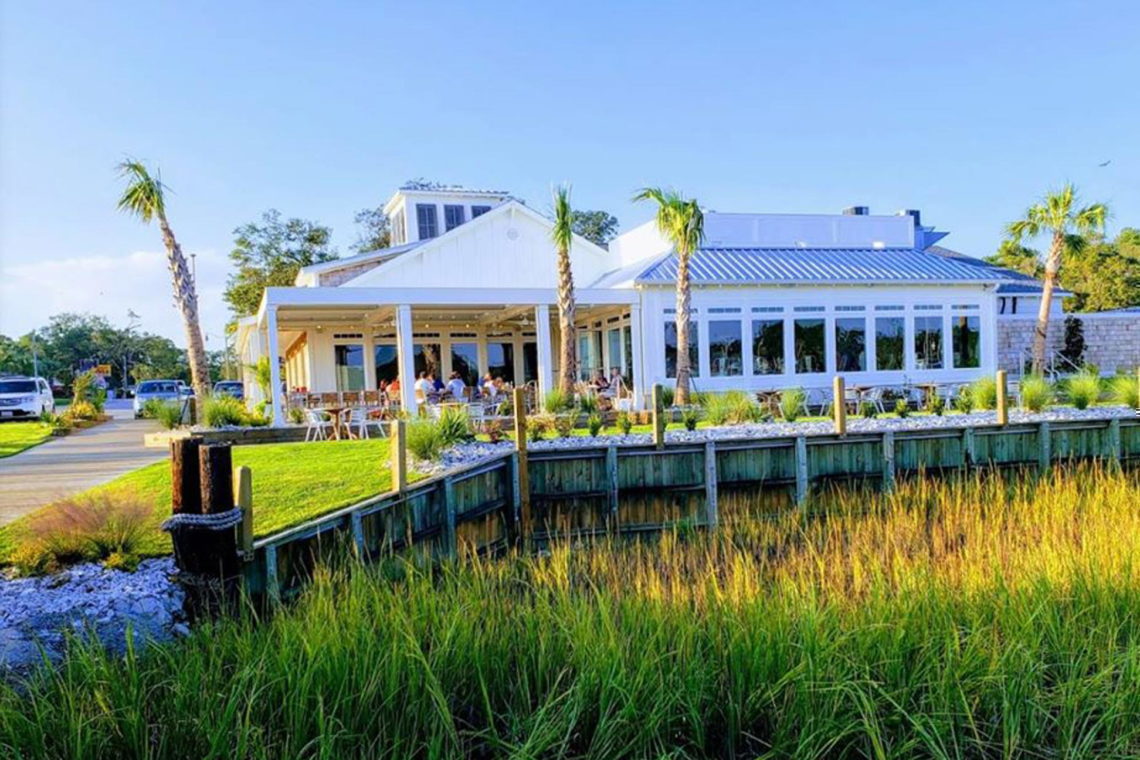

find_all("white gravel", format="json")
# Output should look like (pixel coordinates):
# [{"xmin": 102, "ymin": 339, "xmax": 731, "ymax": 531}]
[
  {"xmin": 433, "ymin": 405, "xmax": 1136, "ymax": 466},
  {"xmin": 0, "ymin": 558, "xmax": 187, "ymax": 676}
]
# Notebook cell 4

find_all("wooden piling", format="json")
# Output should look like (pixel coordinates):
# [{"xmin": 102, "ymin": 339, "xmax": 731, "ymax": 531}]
[
  {"xmin": 652, "ymin": 384, "xmax": 665, "ymax": 450},
  {"xmin": 390, "ymin": 419, "xmax": 407, "ymax": 493},
  {"xmin": 1038, "ymin": 422, "xmax": 1051, "ymax": 472},
  {"xmin": 881, "ymin": 431, "xmax": 895, "ymax": 492},
  {"xmin": 170, "ymin": 438, "xmax": 202, "ymax": 516},
  {"xmin": 833, "ymin": 375, "xmax": 847, "ymax": 436},
  {"xmin": 235, "ymin": 465, "xmax": 253, "ymax": 559},
  {"xmin": 794, "ymin": 436, "xmax": 808, "ymax": 504},
  {"xmin": 199, "ymin": 444, "xmax": 235, "ymax": 515},
  {"xmin": 704, "ymin": 441, "xmax": 718, "ymax": 527},
  {"xmin": 606, "ymin": 445, "xmax": 619, "ymax": 522},
  {"xmin": 512, "ymin": 387, "xmax": 530, "ymax": 541},
  {"xmin": 996, "ymin": 370, "xmax": 1008, "ymax": 426},
  {"xmin": 962, "ymin": 427, "xmax": 975, "ymax": 469}
]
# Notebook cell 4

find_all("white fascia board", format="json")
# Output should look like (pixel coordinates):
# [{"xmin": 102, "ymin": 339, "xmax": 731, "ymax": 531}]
[{"xmin": 264, "ymin": 286, "xmax": 637, "ymax": 308}]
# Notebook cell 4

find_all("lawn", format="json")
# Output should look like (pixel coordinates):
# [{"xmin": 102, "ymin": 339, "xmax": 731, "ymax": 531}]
[
  {"xmin": 0, "ymin": 421, "xmax": 54, "ymax": 459},
  {"xmin": 0, "ymin": 438, "xmax": 418, "ymax": 561},
  {"xmin": 3, "ymin": 465, "xmax": 1139, "ymax": 757}
]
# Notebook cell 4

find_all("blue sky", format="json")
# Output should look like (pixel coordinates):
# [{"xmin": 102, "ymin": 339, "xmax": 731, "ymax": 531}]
[{"xmin": 2, "ymin": 0, "xmax": 1136, "ymax": 345}]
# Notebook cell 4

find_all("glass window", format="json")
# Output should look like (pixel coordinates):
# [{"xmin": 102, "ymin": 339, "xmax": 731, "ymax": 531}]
[
  {"xmin": 374, "ymin": 344, "xmax": 398, "ymax": 384},
  {"xmin": 835, "ymin": 318, "xmax": 866, "ymax": 372},
  {"xmin": 708, "ymin": 320, "xmax": 742, "ymax": 377},
  {"xmin": 487, "ymin": 343, "xmax": 515, "ymax": 383},
  {"xmin": 415, "ymin": 204, "xmax": 438, "ymax": 239},
  {"xmin": 444, "ymin": 204, "xmax": 465, "ymax": 231},
  {"xmin": 450, "ymin": 343, "xmax": 479, "ymax": 387},
  {"xmin": 751, "ymin": 319, "xmax": 784, "ymax": 375},
  {"xmin": 664, "ymin": 320, "xmax": 699, "ymax": 379},
  {"xmin": 953, "ymin": 315, "xmax": 981, "ymax": 368},
  {"xmin": 471, "ymin": 205, "xmax": 491, "ymax": 218},
  {"xmin": 622, "ymin": 324, "xmax": 633, "ymax": 388},
  {"xmin": 914, "ymin": 316, "xmax": 944, "ymax": 369},
  {"xmin": 414, "ymin": 343, "xmax": 441, "ymax": 378},
  {"xmin": 875, "ymin": 317, "xmax": 905, "ymax": 371},
  {"xmin": 335, "ymin": 344, "xmax": 364, "ymax": 391},
  {"xmin": 523, "ymin": 342, "xmax": 538, "ymax": 382},
  {"xmin": 794, "ymin": 319, "xmax": 825, "ymax": 374},
  {"xmin": 607, "ymin": 329, "xmax": 623, "ymax": 374}
]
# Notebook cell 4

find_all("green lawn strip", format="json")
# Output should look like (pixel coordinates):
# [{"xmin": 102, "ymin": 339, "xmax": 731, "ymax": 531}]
[
  {"xmin": 0, "ymin": 438, "xmax": 419, "ymax": 562},
  {"xmin": 0, "ymin": 421, "xmax": 55, "ymax": 458}
]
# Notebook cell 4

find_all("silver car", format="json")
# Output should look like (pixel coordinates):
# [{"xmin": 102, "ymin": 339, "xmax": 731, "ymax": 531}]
[{"xmin": 133, "ymin": 380, "xmax": 183, "ymax": 418}]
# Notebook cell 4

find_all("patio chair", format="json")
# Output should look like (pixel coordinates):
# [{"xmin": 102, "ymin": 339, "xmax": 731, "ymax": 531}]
[
  {"xmin": 805, "ymin": 387, "xmax": 830, "ymax": 416},
  {"xmin": 864, "ymin": 386, "xmax": 889, "ymax": 414},
  {"xmin": 303, "ymin": 409, "xmax": 332, "ymax": 442},
  {"xmin": 340, "ymin": 407, "xmax": 373, "ymax": 439}
]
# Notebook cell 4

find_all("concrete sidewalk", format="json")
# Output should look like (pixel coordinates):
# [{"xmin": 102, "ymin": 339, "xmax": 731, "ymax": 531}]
[{"xmin": 0, "ymin": 408, "xmax": 163, "ymax": 526}]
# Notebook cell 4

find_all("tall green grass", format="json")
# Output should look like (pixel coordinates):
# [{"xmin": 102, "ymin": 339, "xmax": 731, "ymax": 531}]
[{"xmin": 3, "ymin": 466, "xmax": 1140, "ymax": 758}]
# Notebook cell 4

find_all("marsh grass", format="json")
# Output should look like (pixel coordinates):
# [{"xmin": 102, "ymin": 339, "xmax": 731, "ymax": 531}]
[{"xmin": 3, "ymin": 465, "xmax": 1140, "ymax": 758}]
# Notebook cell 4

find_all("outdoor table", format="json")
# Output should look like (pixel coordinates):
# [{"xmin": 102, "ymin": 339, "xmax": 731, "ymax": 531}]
[
  {"xmin": 849, "ymin": 384, "xmax": 875, "ymax": 407},
  {"xmin": 756, "ymin": 389, "xmax": 782, "ymax": 415},
  {"xmin": 320, "ymin": 406, "xmax": 349, "ymax": 440},
  {"xmin": 912, "ymin": 382, "xmax": 941, "ymax": 406}
]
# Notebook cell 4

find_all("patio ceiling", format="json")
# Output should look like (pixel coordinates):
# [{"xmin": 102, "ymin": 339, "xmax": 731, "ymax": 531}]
[{"xmin": 273, "ymin": 302, "xmax": 628, "ymax": 332}]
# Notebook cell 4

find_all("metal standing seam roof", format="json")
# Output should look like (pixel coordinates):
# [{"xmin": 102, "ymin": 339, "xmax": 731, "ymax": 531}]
[{"xmin": 635, "ymin": 247, "xmax": 1023, "ymax": 285}]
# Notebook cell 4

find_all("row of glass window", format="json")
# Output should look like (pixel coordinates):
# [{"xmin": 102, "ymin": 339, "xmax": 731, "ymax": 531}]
[
  {"xmin": 664, "ymin": 315, "xmax": 981, "ymax": 378},
  {"xmin": 415, "ymin": 203, "xmax": 492, "ymax": 240},
  {"xmin": 334, "ymin": 342, "xmax": 535, "ymax": 392}
]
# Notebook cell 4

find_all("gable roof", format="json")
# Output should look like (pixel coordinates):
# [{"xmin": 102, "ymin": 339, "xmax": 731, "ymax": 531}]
[{"xmin": 295, "ymin": 240, "xmax": 425, "ymax": 284}]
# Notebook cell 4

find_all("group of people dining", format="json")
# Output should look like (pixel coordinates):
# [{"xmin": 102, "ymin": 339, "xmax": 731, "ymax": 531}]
[{"xmin": 376, "ymin": 371, "xmax": 514, "ymax": 406}]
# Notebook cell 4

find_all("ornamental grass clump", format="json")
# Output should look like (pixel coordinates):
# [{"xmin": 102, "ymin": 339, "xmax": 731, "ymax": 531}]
[
  {"xmin": 1108, "ymin": 372, "xmax": 1139, "ymax": 408},
  {"xmin": 203, "ymin": 394, "xmax": 247, "ymax": 427},
  {"xmin": 1019, "ymin": 374, "xmax": 1054, "ymax": 412},
  {"xmin": 778, "ymin": 387, "xmax": 804, "ymax": 422},
  {"xmin": 405, "ymin": 418, "xmax": 444, "ymax": 462},
  {"xmin": 12, "ymin": 493, "xmax": 152, "ymax": 575},
  {"xmin": 5, "ymin": 465, "xmax": 1140, "ymax": 757},
  {"xmin": 969, "ymin": 375, "xmax": 998, "ymax": 410},
  {"xmin": 615, "ymin": 411, "xmax": 633, "ymax": 435},
  {"xmin": 704, "ymin": 390, "xmax": 759, "ymax": 425},
  {"xmin": 436, "ymin": 405, "xmax": 473, "ymax": 447},
  {"xmin": 1064, "ymin": 368, "xmax": 1102, "ymax": 410},
  {"xmin": 543, "ymin": 389, "xmax": 572, "ymax": 414}
]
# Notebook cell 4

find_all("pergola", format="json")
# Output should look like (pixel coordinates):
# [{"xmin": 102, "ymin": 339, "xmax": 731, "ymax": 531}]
[{"xmin": 252, "ymin": 286, "xmax": 643, "ymax": 424}]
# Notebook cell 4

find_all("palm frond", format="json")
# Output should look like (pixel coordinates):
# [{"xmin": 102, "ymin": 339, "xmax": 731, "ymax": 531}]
[
  {"xmin": 116, "ymin": 159, "xmax": 166, "ymax": 223},
  {"xmin": 550, "ymin": 183, "xmax": 574, "ymax": 252}
]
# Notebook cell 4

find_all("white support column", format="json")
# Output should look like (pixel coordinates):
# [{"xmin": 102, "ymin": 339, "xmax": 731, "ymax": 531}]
[
  {"xmin": 629, "ymin": 303, "xmax": 644, "ymax": 410},
  {"xmin": 266, "ymin": 306, "xmax": 284, "ymax": 427},
  {"xmin": 535, "ymin": 304, "xmax": 554, "ymax": 400},
  {"xmin": 866, "ymin": 316, "xmax": 878, "ymax": 374},
  {"xmin": 363, "ymin": 332, "xmax": 377, "ymax": 391},
  {"xmin": 395, "ymin": 304, "xmax": 417, "ymax": 414}
]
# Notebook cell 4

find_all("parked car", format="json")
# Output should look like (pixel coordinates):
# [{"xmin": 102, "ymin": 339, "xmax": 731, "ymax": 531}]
[
  {"xmin": 176, "ymin": 381, "xmax": 194, "ymax": 399},
  {"xmin": 0, "ymin": 376, "xmax": 55, "ymax": 420},
  {"xmin": 133, "ymin": 380, "xmax": 184, "ymax": 419},
  {"xmin": 213, "ymin": 380, "xmax": 244, "ymax": 401}
]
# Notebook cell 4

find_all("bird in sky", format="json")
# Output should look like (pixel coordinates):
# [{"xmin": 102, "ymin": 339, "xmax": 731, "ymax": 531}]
[{"xmin": 1097, "ymin": 160, "xmax": 1112, "ymax": 167}]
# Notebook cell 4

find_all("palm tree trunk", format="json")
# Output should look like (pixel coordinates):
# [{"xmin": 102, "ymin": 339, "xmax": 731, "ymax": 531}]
[
  {"xmin": 158, "ymin": 214, "xmax": 212, "ymax": 400},
  {"xmin": 557, "ymin": 245, "xmax": 578, "ymax": 395},
  {"xmin": 674, "ymin": 248, "xmax": 692, "ymax": 405},
  {"xmin": 1031, "ymin": 233, "xmax": 1063, "ymax": 376}
]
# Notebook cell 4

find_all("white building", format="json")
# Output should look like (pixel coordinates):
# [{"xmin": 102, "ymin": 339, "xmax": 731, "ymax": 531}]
[{"xmin": 236, "ymin": 183, "xmax": 1045, "ymax": 424}]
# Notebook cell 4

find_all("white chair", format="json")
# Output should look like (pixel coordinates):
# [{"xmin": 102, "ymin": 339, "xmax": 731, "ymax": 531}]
[
  {"xmin": 304, "ymin": 409, "xmax": 331, "ymax": 442},
  {"xmin": 805, "ymin": 387, "xmax": 830, "ymax": 416},
  {"xmin": 341, "ymin": 407, "xmax": 372, "ymax": 439},
  {"xmin": 865, "ymin": 386, "xmax": 888, "ymax": 414}
]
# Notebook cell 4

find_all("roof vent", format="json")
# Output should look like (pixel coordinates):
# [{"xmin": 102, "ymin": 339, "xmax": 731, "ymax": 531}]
[
  {"xmin": 843, "ymin": 205, "xmax": 869, "ymax": 216},
  {"xmin": 898, "ymin": 209, "xmax": 921, "ymax": 226}
]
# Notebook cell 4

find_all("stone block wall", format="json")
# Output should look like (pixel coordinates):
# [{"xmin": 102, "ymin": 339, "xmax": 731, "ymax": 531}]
[{"xmin": 998, "ymin": 312, "xmax": 1140, "ymax": 374}]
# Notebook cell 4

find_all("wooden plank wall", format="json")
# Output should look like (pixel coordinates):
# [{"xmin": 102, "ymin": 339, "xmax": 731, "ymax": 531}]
[{"xmin": 245, "ymin": 417, "xmax": 1140, "ymax": 601}]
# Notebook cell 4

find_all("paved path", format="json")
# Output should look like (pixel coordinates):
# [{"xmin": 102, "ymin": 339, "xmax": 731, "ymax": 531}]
[{"xmin": 0, "ymin": 405, "xmax": 163, "ymax": 526}]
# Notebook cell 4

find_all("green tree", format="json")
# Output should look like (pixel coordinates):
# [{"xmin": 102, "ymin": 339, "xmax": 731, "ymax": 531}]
[
  {"xmin": 116, "ymin": 160, "xmax": 211, "ymax": 398},
  {"xmin": 351, "ymin": 208, "xmax": 392, "ymax": 253},
  {"xmin": 1060, "ymin": 228, "xmax": 1140, "ymax": 312},
  {"xmin": 1006, "ymin": 184, "xmax": 1108, "ymax": 375},
  {"xmin": 224, "ymin": 210, "xmax": 337, "ymax": 317},
  {"xmin": 0, "ymin": 335, "xmax": 35, "ymax": 376},
  {"xmin": 633, "ymin": 187, "xmax": 705, "ymax": 404},
  {"xmin": 985, "ymin": 239, "xmax": 1042, "ymax": 278},
  {"xmin": 551, "ymin": 185, "xmax": 578, "ymax": 394},
  {"xmin": 570, "ymin": 210, "xmax": 619, "ymax": 248}
]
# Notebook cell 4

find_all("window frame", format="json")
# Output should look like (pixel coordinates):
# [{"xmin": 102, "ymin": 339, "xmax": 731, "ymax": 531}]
[{"xmin": 415, "ymin": 204, "xmax": 438, "ymax": 239}]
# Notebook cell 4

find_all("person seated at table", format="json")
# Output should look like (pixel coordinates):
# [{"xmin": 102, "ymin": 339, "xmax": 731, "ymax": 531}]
[
  {"xmin": 431, "ymin": 373, "xmax": 445, "ymax": 394},
  {"xmin": 607, "ymin": 367, "xmax": 625, "ymax": 396},
  {"xmin": 445, "ymin": 371, "xmax": 466, "ymax": 401},
  {"xmin": 386, "ymin": 378, "xmax": 400, "ymax": 396},
  {"xmin": 482, "ymin": 374, "xmax": 499, "ymax": 399},
  {"xmin": 414, "ymin": 372, "xmax": 436, "ymax": 403},
  {"xmin": 591, "ymin": 370, "xmax": 611, "ymax": 395}
]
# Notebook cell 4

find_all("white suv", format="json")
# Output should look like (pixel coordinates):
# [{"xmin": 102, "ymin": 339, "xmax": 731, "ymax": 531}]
[{"xmin": 0, "ymin": 376, "xmax": 55, "ymax": 420}]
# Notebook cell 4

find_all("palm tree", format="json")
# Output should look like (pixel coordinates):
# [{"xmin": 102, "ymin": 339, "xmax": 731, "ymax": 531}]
[
  {"xmin": 551, "ymin": 184, "xmax": 578, "ymax": 395},
  {"xmin": 1006, "ymin": 184, "xmax": 1107, "ymax": 375},
  {"xmin": 116, "ymin": 160, "xmax": 211, "ymax": 399},
  {"xmin": 633, "ymin": 187, "xmax": 704, "ymax": 404}
]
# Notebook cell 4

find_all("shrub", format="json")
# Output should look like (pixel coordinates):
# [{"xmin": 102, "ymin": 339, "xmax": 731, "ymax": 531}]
[
  {"xmin": 67, "ymin": 400, "xmax": 99, "ymax": 421},
  {"xmin": 969, "ymin": 376, "xmax": 998, "ymax": 410},
  {"xmin": 586, "ymin": 413, "xmax": 604, "ymax": 437},
  {"xmin": 895, "ymin": 398, "xmax": 910, "ymax": 418},
  {"xmin": 577, "ymin": 393, "xmax": 599, "ymax": 415},
  {"xmin": 704, "ymin": 390, "xmax": 759, "ymax": 425},
  {"xmin": 680, "ymin": 406, "xmax": 700, "ymax": 431},
  {"xmin": 552, "ymin": 414, "xmax": 576, "ymax": 438},
  {"xmin": 1064, "ymin": 369, "xmax": 1101, "ymax": 410},
  {"xmin": 245, "ymin": 413, "xmax": 271, "ymax": 427},
  {"xmin": 70, "ymin": 370, "xmax": 94, "ymax": 406},
  {"xmin": 659, "ymin": 385, "xmax": 675, "ymax": 409},
  {"xmin": 615, "ymin": 411, "xmax": 633, "ymax": 435},
  {"xmin": 287, "ymin": 406, "xmax": 306, "ymax": 424},
  {"xmin": 484, "ymin": 419, "xmax": 507, "ymax": 443},
  {"xmin": 91, "ymin": 387, "xmax": 107, "ymax": 413},
  {"xmin": 544, "ymin": 389, "xmax": 572, "ymax": 414},
  {"xmin": 779, "ymin": 388, "xmax": 804, "ymax": 422},
  {"xmin": 203, "ymin": 395, "xmax": 247, "ymax": 428},
  {"xmin": 13, "ymin": 493, "xmax": 151, "ymax": 574},
  {"xmin": 152, "ymin": 401, "xmax": 185, "ymax": 430},
  {"xmin": 527, "ymin": 415, "xmax": 552, "ymax": 442},
  {"xmin": 924, "ymin": 391, "xmax": 945, "ymax": 416},
  {"xmin": 1019, "ymin": 375, "xmax": 1054, "ymax": 412},
  {"xmin": 437, "ymin": 405, "xmax": 473, "ymax": 446},
  {"xmin": 1108, "ymin": 373, "xmax": 1139, "ymax": 408},
  {"xmin": 406, "ymin": 419, "xmax": 444, "ymax": 462},
  {"xmin": 860, "ymin": 401, "xmax": 878, "ymax": 419},
  {"xmin": 953, "ymin": 387, "xmax": 975, "ymax": 414}
]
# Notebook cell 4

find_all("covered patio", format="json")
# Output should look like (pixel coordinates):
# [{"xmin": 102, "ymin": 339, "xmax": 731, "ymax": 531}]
[{"xmin": 243, "ymin": 286, "xmax": 643, "ymax": 424}]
